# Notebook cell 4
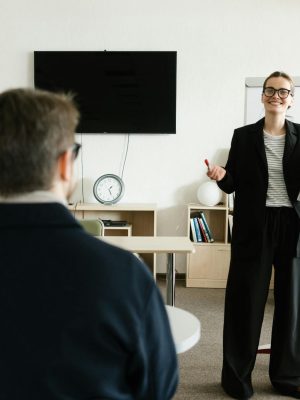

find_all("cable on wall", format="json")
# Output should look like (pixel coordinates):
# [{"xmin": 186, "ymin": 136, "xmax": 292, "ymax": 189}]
[
  {"xmin": 120, "ymin": 134, "xmax": 130, "ymax": 180},
  {"xmin": 77, "ymin": 133, "xmax": 130, "ymax": 203}
]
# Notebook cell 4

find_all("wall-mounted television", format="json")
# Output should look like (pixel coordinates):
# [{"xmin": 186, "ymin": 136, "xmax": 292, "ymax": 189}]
[{"xmin": 34, "ymin": 51, "xmax": 177, "ymax": 134}]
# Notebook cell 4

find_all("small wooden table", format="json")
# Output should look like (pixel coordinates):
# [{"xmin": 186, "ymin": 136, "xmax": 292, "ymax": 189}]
[
  {"xmin": 166, "ymin": 305, "xmax": 201, "ymax": 353},
  {"xmin": 99, "ymin": 236, "xmax": 195, "ymax": 306}
]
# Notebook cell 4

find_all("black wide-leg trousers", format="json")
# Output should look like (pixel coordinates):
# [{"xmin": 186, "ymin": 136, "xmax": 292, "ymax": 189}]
[{"xmin": 221, "ymin": 207, "xmax": 300, "ymax": 399}]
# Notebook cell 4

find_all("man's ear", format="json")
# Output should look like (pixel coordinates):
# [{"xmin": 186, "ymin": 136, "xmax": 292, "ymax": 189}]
[{"xmin": 57, "ymin": 150, "xmax": 72, "ymax": 182}]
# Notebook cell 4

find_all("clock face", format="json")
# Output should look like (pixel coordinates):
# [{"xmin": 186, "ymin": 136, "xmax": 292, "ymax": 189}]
[{"xmin": 93, "ymin": 174, "xmax": 124, "ymax": 204}]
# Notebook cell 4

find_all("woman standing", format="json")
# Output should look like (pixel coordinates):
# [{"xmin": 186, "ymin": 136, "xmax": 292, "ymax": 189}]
[{"xmin": 208, "ymin": 71, "xmax": 300, "ymax": 399}]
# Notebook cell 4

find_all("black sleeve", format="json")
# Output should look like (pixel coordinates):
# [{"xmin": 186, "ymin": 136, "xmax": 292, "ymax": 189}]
[{"xmin": 217, "ymin": 129, "xmax": 238, "ymax": 194}]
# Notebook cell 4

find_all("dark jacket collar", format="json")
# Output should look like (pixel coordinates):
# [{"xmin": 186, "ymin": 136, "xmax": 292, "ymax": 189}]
[
  {"xmin": 0, "ymin": 202, "xmax": 80, "ymax": 230},
  {"xmin": 252, "ymin": 117, "xmax": 298, "ymax": 135},
  {"xmin": 252, "ymin": 117, "xmax": 299, "ymax": 165},
  {"xmin": 252, "ymin": 118, "xmax": 267, "ymax": 170},
  {"xmin": 285, "ymin": 119, "xmax": 298, "ymax": 159}
]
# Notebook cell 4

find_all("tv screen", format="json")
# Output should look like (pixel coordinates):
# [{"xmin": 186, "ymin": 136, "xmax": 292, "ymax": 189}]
[{"xmin": 34, "ymin": 51, "xmax": 177, "ymax": 134}]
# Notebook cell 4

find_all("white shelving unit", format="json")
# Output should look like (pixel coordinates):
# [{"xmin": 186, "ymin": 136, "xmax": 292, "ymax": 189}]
[{"xmin": 186, "ymin": 195, "xmax": 231, "ymax": 288}]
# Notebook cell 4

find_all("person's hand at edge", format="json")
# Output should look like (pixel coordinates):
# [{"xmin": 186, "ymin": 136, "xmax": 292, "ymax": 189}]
[{"xmin": 207, "ymin": 164, "xmax": 226, "ymax": 182}]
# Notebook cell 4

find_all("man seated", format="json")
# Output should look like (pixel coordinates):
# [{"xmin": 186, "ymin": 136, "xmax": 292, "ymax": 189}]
[{"xmin": 0, "ymin": 88, "xmax": 178, "ymax": 399}]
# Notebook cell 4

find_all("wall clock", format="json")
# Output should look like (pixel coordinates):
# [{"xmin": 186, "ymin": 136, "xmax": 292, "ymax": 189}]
[{"xmin": 93, "ymin": 174, "xmax": 125, "ymax": 205}]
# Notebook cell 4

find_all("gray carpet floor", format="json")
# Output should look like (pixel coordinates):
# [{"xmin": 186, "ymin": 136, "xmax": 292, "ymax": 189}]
[{"xmin": 158, "ymin": 278, "xmax": 289, "ymax": 400}]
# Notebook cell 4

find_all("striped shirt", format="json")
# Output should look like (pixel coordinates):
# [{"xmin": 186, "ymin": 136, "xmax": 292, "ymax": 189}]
[{"xmin": 263, "ymin": 130, "xmax": 292, "ymax": 207}]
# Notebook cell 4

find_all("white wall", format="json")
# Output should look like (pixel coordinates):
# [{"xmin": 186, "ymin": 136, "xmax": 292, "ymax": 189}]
[{"xmin": 1, "ymin": 0, "xmax": 300, "ymax": 272}]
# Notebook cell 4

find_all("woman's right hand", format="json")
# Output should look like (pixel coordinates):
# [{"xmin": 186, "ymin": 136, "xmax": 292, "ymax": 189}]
[{"xmin": 207, "ymin": 164, "xmax": 226, "ymax": 182}]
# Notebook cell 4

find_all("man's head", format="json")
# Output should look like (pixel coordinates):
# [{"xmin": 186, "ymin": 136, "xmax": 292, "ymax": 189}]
[{"xmin": 0, "ymin": 88, "xmax": 80, "ymax": 199}]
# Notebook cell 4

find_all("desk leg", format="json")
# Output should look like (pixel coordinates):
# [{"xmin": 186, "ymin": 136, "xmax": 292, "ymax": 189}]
[{"xmin": 166, "ymin": 253, "xmax": 175, "ymax": 306}]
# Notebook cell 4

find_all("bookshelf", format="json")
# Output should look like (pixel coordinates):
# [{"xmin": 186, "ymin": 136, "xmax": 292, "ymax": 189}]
[
  {"xmin": 68, "ymin": 203, "xmax": 157, "ymax": 277},
  {"xmin": 186, "ymin": 194, "xmax": 231, "ymax": 288},
  {"xmin": 187, "ymin": 195, "xmax": 274, "ymax": 289}
]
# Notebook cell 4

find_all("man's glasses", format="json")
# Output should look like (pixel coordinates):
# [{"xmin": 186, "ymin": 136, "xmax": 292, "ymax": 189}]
[
  {"xmin": 71, "ymin": 142, "xmax": 81, "ymax": 159},
  {"xmin": 263, "ymin": 87, "xmax": 292, "ymax": 99}
]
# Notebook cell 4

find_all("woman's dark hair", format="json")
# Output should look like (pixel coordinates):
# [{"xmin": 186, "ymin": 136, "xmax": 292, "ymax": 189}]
[{"xmin": 0, "ymin": 88, "xmax": 79, "ymax": 196}]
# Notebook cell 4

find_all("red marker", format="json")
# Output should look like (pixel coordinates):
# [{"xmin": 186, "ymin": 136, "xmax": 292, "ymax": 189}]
[{"xmin": 204, "ymin": 159, "xmax": 209, "ymax": 168}]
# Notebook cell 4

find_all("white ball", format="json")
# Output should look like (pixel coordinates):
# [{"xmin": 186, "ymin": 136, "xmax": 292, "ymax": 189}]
[{"xmin": 197, "ymin": 181, "xmax": 222, "ymax": 206}]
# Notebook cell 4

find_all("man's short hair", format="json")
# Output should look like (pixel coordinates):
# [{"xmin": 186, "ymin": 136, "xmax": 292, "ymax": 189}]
[{"xmin": 0, "ymin": 88, "xmax": 79, "ymax": 196}]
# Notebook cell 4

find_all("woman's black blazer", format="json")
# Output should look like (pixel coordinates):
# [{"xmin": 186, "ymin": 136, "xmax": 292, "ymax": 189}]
[{"xmin": 218, "ymin": 118, "xmax": 300, "ymax": 257}]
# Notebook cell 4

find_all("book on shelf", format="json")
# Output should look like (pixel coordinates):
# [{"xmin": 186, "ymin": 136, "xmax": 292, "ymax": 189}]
[
  {"xmin": 190, "ymin": 212, "xmax": 217, "ymax": 244},
  {"xmin": 190, "ymin": 218, "xmax": 198, "ymax": 242},
  {"xmin": 193, "ymin": 217, "xmax": 203, "ymax": 242},
  {"xmin": 199, "ymin": 211, "xmax": 214, "ymax": 243},
  {"xmin": 198, "ymin": 217, "xmax": 209, "ymax": 242},
  {"xmin": 190, "ymin": 217, "xmax": 203, "ymax": 242}
]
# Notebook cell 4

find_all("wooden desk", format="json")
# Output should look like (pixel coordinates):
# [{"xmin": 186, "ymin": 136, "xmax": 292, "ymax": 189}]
[
  {"xmin": 99, "ymin": 236, "xmax": 195, "ymax": 306},
  {"xmin": 166, "ymin": 305, "xmax": 201, "ymax": 354}
]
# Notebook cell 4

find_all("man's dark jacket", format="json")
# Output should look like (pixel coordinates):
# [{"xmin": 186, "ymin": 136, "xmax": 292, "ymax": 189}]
[{"xmin": 0, "ymin": 202, "xmax": 178, "ymax": 399}]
